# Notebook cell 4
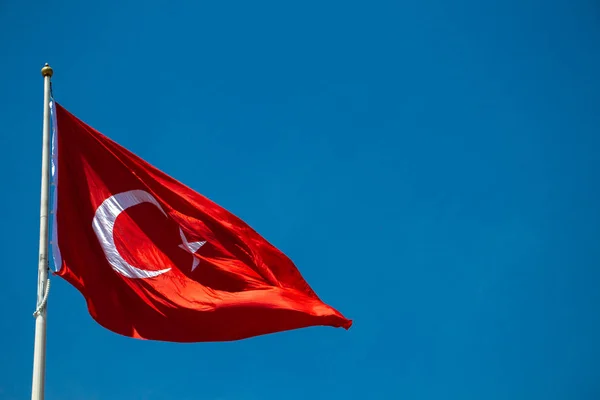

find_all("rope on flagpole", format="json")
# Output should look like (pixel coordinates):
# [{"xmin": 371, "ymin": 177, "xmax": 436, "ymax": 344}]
[{"xmin": 33, "ymin": 278, "xmax": 50, "ymax": 318}]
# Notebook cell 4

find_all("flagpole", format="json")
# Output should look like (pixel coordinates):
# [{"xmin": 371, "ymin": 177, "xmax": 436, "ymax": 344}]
[{"xmin": 31, "ymin": 63, "xmax": 53, "ymax": 400}]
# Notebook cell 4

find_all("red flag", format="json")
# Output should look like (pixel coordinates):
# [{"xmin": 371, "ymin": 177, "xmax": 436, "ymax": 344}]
[{"xmin": 51, "ymin": 102, "xmax": 351, "ymax": 342}]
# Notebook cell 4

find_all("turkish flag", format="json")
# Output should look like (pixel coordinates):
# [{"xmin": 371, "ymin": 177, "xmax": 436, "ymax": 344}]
[{"xmin": 51, "ymin": 102, "xmax": 351, "ymax": 342}]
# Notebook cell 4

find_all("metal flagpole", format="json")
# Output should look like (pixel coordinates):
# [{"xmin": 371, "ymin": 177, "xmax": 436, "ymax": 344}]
[{"xmin": 31, "ymin": 63, "xmax": 53, "ymax": 400}]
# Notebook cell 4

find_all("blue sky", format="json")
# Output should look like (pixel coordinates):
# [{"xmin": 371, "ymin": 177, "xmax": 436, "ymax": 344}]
[{"xmin": 1, "ymin": 0, "xmax": 599, "ymax": 398}]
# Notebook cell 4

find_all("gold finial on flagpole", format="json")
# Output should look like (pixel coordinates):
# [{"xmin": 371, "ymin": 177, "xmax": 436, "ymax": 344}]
[{"xmin": 41, "ymin": 63, "xmax": 53, "ymax": 77}]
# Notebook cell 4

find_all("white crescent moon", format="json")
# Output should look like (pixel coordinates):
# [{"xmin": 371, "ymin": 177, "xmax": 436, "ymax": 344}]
[{"xmin": 92, "ymin": 189, "xmax": 172, "ymax": 279}]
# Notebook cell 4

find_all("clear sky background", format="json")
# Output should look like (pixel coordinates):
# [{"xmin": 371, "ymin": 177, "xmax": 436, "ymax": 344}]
[{"xmin": 1, "ymin": 1, "xmax": 599, "ymax": 399}]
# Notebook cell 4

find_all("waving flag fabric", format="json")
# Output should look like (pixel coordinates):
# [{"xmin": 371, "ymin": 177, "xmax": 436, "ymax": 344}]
[{"xmin": 51, "ymin": 102, "xmax": 351, "ymax": 342}]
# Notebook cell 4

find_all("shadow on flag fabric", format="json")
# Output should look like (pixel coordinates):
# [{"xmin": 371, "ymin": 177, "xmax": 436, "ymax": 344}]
[{"xmin": 50, "ymin": 102, "xmax": 351, "ymax": 342}]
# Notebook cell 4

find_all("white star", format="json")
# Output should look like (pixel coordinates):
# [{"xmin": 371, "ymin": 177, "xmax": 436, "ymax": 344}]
[{"xmin": 178, "ymin": 227, "xmax": 206, "ymax": 271}]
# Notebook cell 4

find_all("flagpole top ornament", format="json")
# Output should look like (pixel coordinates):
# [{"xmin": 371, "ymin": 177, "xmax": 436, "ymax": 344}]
[{"xmin": 41, "ymin": 63, "xmax": 53, "ymax": 78}]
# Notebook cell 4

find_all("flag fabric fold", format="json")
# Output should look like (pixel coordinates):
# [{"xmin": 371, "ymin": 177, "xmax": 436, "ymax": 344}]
[{"xmin": 52, "ymin": 102, "xmax": 351, "ymax": 342}]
